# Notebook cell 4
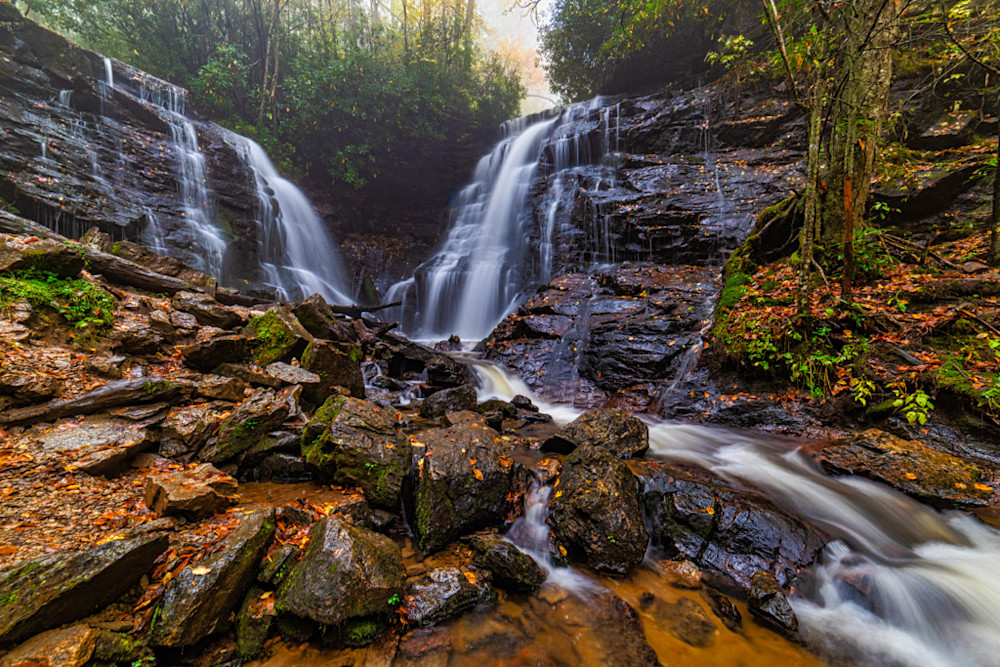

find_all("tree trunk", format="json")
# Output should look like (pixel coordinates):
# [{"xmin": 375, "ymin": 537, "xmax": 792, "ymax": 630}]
[
  {"xmin": 798, "ymin": 76, "xmax": 825, "ymax": 314},
  {"xmin": 992, "ymin": 86, "xmax": 1000, "ymax": 265}
]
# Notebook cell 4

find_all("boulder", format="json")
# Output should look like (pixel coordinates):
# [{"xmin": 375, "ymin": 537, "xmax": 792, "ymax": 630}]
[
  {"xmin": 236, "ymin": 586, "xmax": 275, "ymax": 661},
  {"xmin": 466, "ymin": 534, "xmax": 545, "ymax": 592},
  {"xmin": 0, "ymin": 234, "xmax": 83, "ymax": 277},
  {"xmin": 180, "ymin": 336, "xmax": 249, "ymax": 372},
  {"xmin": 151, "ymin": 508, "xmax": 276, "ymax": 647},
  {"xmin": 256, "ymin": 453, "xmax": 310, "ymax": 482},
  {"xmin": 419, "ymin": 385, "xmax": 478, "ymax": 419},
  {"xmin": 542, "ymin": 407, "xmax": 648, "ymax": 458},
  {"xmin": 276, "ymin": 516, "xmax": 406, "ymax": 627},
  {"xmin": 639, "ymin": 460, "xmax": 826, "ymax": 590},
  {"xmin": 372, "ymin": 333, "xmax": 471, "ymax": 388},
  {"xmin": 818, "ymin": 429, "xmax": 998, "ymax": 508},
  {"xmin": 173, "ymin": 291, "xmax": 242, "ymax": 329},
  {"xmin": 239, "ymin": 431, "xmax": 300, "ymax": 468},
  {"xmin": 159, "ymin": 403, "xmax": 225, "ymax": 458},
  {"xmin": 403, "ymin": 567, "xmax": 496, "ymax": 626},
  {"xmin": 413, "ymin": 421, "xmax": 517, "ymax": 553},
  {"xmin": 206, "ymin": 388, "xmax": 290, "ymax": 464},
  {"xmin": 0, "ymin": 364, "xmax": 61, "ymax": 405},
  {"xmin": 214, "ymin": 362, "xmax": 282, "ymax": 388},
  {"xmin": 301, "ymin": 396, "xmax": 410, "ymax": 510},
  {"xmin": 0, "ymin": 624, "xmax": 98, "ymax": 667},
  {"xmin": 245, "ymin": 309, "xmax": 313, "ymax": 366},
  {"xmin": 30, "ymin": 415, "xmax": 153, "ymax": 476},
  {"xmin": 301, "ymin": 339, "xmax": 365, "ymax": 400},
  {"xmin": 143, "ymin": 463, "xmax": 238, "ymax": 518},
  {"xmin": 747, "ymin": 571, "xmax": 798, "ymax": 636},
  {"xmin": 293, "ymin": 294, "xmax": 357, "ymax": 342},
  {"xmin": 548, "ymin": 445, "xmax": 648, "ymax": 575},
  {"xmin": 265, "ymin": 362, "xmax": 321, "ymax": 390},
  {"xmin": 0, "ymin": 535, "xmax": 167, "ymax": 647},
  {"xmin": 195, "ymin": 375, "xmax": 248, "ymax": 402}
]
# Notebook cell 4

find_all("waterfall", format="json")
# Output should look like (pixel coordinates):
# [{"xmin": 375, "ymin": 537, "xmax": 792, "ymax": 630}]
[
  {"xmin": 386, "ymin": 97, "xmax": 617, "ymax": 341},
  {"xmin": 470, "ymin": 360, "xmax": 1000, "ymax": 667},
  {"xmin": 91, "ymin": 57, "xmax": 352, "ymax": 302},
  {"xmin": 229, "ymin": 134, "xmax": 353, "ymax": 304}
]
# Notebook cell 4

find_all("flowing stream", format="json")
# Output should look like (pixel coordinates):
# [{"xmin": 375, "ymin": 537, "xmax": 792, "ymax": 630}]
[{"xmin": 469, "ymin": 360, "xmax": 1000, "ymax": 667}]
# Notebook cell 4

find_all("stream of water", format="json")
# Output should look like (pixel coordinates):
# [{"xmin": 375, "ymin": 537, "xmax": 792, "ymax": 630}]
[{"xmin": 469, "ymin": 360, "xmax": 1000, "ymax": 666}]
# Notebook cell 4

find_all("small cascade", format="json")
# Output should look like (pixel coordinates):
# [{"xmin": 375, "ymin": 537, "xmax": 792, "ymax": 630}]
[
  {"xmin": 469, "ymin": 359, "xmax": 1000, "ymax": 666},
  {"xmin": 57, "ymin": 89, "xmax": 71, "ymax": 107},
  {"xmin": 230, "ymin": 135, "xmax": 353, "ymax": 304},
  {"xmin": 386, "ymin": 97, "xmax": 617, "ymax": 341}
]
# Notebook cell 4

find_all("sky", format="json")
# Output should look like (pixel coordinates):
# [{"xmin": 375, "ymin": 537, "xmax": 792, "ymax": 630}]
[{"xmin": 477, "ymin": 0, "xmax": 557, "ymax": 114}]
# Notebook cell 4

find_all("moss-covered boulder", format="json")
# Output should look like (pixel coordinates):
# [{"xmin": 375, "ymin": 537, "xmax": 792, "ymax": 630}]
[
  {"xmin": 819, "ymin": 428, "xmax": 999, "ymax": 508},
  {"xmin": 403, "ymin": 567, "xmax": 496, "ymax": 626},
  {"xmin": 0, "ymin": 233, "xmax": 83, "ymax": 277},
  {"xmin": 542, "ymin": 407, "xmax": 648, "ymax": 458},
  {"xmin": 0, "ymin": 535, "xmax": 167, "ymax": 647},
  {"xmin": 302, "ymin": 396, "xmax": 411, "ymax": 510},
  {"xmin": 276, "ymin": 517, "xmax": 405, "ymax": 629},
  {"xmin": 150, "ymin": 507, "xmax": 276, "ymax": 647},
  {"xmin": 206, "ymin": 388, "xmax": 290, "ymax": 464},
  {"xmin": 236, "ymin": 586, "xmax": 275, "ymax": 661},
  {"xmin": 413, "ymin": 421, "xmax": 518, "ymax": 553},
  {"xmin": 466, "ymin": 534, "xmax": 545, "ymax": 592},
  {"xmin": 301, "ymin": 339, "xmax": 365, "ymax": 401},
  {"xmin": 548, "ymin": 445, "xmax": 648, "ymax": 575},
  {"xmin": 245, "ymin": 309, "xmax": 313, "ymax": 366}
]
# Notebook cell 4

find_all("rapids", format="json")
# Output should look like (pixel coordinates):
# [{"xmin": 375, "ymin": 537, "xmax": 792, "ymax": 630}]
[{"xmin": 471, "ymin": 360, "xmax": 1000, "ymax": 666}]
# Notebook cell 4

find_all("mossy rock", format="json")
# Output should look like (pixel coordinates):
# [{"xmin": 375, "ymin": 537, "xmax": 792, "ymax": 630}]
[{"xmin": 245, "ymin": 309, "xmax": 312, "ymax": 366}]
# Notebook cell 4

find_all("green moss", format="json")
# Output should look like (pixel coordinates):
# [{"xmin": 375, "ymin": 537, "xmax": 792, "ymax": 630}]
[
  {"xmin": 340, "ymin": 616, "xmax": 384, "ymax": 647},
  {"xmin": 348, "ymin": 347, "xmax": 363, "ymax": 365},
  {"xmin": 0, "ymin": 270, "xmax": 115, "ymax": 333},
  {"xmin": 247, "ymin": 311, "xmax": 295, "ymax": 365},
  {"xmin": 313, "ymin": 395, "xmax": 347, "ymax": 424},
  {"xmin": 111, "ymin": 241, "xmax": 123, "ymax": 255}
]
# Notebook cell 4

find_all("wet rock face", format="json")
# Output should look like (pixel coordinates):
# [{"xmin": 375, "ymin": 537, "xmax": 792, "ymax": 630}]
[
  {"xmin": 466, "ymin": 534, "xmax": 545, "ymax": 592},
  {"xmin": 637, "ymin": 460, "xmax": 826, "ymax": 590},
  {"xmin": 485, "ymin": 265, "xmax": 717, "ymax": 412},
  {"xmin": 206, "ymin": 387, "xmax": 290, "ymax": 464},
  {"xmin": 548, "ymin": 444, "xmax": 649, "ymax": 575},
  {"xmin": 302, "ymin": 396, "xmax": 411, "ymax": 510},
  {"xmin": 301, "ymin": 339, "xmax": 366, "ymax": 401},
  {"xmin": 412, "ymin": 421, "xmax": 518, "ymax": 553},
  {"xmin": 542, "ymin": 407, "xmax": 648, "ymax": 458},
  {"xmin": 0, "ymin": 534, "xmax": 168, "ymax": 647},
  {"xmin": 276, "ymin": 516, "xmax": 405, "ymax": 627},
  {"xmin": 403, "ymin": 567, "xmax": 496, "ymax": 626},
  {"xmin": 817, "ymin": 428, "xmax": 999, "ymax": 508},
  {"xmin": 747, "ymin": 571, "xmax": 798, "ymax": 636},
  {"xmin": 151, "ymin": 508, "xmax": 276, "ymax": 647},
  {"xmin": 371, "ymin": 333, "xmax": 472, "ymax": 390},
  {"xmin": 419, "ymin": 384, "xmax": 478, "ymax": 419}
]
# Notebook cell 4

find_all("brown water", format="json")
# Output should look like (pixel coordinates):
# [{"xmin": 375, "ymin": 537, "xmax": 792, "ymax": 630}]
[{"xmin": 252, "ymin": 535, "xmax": 823, "ymax": 667}]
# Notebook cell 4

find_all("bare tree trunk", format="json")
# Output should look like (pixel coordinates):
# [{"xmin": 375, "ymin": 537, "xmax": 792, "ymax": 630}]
[
  {"xmin": 799, "ymin": 76, "xmax": 825, "ymax": 314},
  {"xmin": 992, "ymin": 86, "xmax": 1000, "ymax": 265}
]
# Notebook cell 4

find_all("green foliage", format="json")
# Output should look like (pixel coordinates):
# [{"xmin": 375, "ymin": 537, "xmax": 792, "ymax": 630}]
[
  {"xmin": 0, "ymin": 270, "xmax": 115, "ymax": 332},
  {"xmin": 889, "ymin": 382, "xmax": 934, "ymax": 425},
  {"xmin": 22, "ymin": 0, "xmax": 524, "ymax": 191}
]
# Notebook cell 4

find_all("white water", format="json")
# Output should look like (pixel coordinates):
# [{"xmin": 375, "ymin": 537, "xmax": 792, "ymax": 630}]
[
  {"xmin": 470, "ymin": 360, "xmax": 1000, "ymax": 666},
  {"xmin": 231, "ymin": 135, "xmax": 353, "ymax": 304},
  {"xmin": 387, "ymin": 97, "xmax": 619, "ymax": 341}
]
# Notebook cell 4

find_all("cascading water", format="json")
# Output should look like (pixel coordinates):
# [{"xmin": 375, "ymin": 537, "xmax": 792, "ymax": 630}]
[
  {"xmin": 386, "ymin": 97, "xmax": 619, "ymax": 341},
  {"xmin": 89, "ymin": 57, "xmax": 352, "ymax": 302},
  {"xmin": 470, "ymin": 360, "xmax": 1000, "ymax": 667},
  {"xmin": 230, "ymin": 135, "xmax": 353, "ymax": 304}
]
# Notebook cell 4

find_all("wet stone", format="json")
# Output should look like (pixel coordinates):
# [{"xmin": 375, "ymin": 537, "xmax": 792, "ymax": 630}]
[
  {"xmin": 150, "ymin": 508, "xmax": 276, "ymax": 647},
  {"xmin": 403, "ymin": 567, "xmax": 496, "ymax": 626},
  {"xmin": 143, "ymin": 463, "xmax": 238, "ymax": 518},
  {"xmin": 419, "ymin": 384, "xmax": 478, "ymax": 419},
  {"xmin": 0, "ymin": 624, "xmax": 98, "ymax": 667},
  {"xmin": 206, "ymin": 387, "xmax": 290, "ymax": 464},
  {"xmin": 702, "ymin": 587, "xmax": 742, "ymax": 631},
  {"xmin": 541, "ymin": 406, "xmax": 649, "ymax": 458},
  {"xmin": 748, "ymin": 571, "xmax": 798, "ymax": 637},
  {"xmin": 466, "ymin": 534, "xmax": 545, "ymax": 592},
  {"xmin": 660, "ymin": 559, "xmax": 702, "ymax": 589}
]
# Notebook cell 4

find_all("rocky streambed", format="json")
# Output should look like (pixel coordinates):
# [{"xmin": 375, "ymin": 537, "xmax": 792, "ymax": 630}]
[{"xmin": 0, "ymin": 210, "xmax": 851, "ymax": 666}]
